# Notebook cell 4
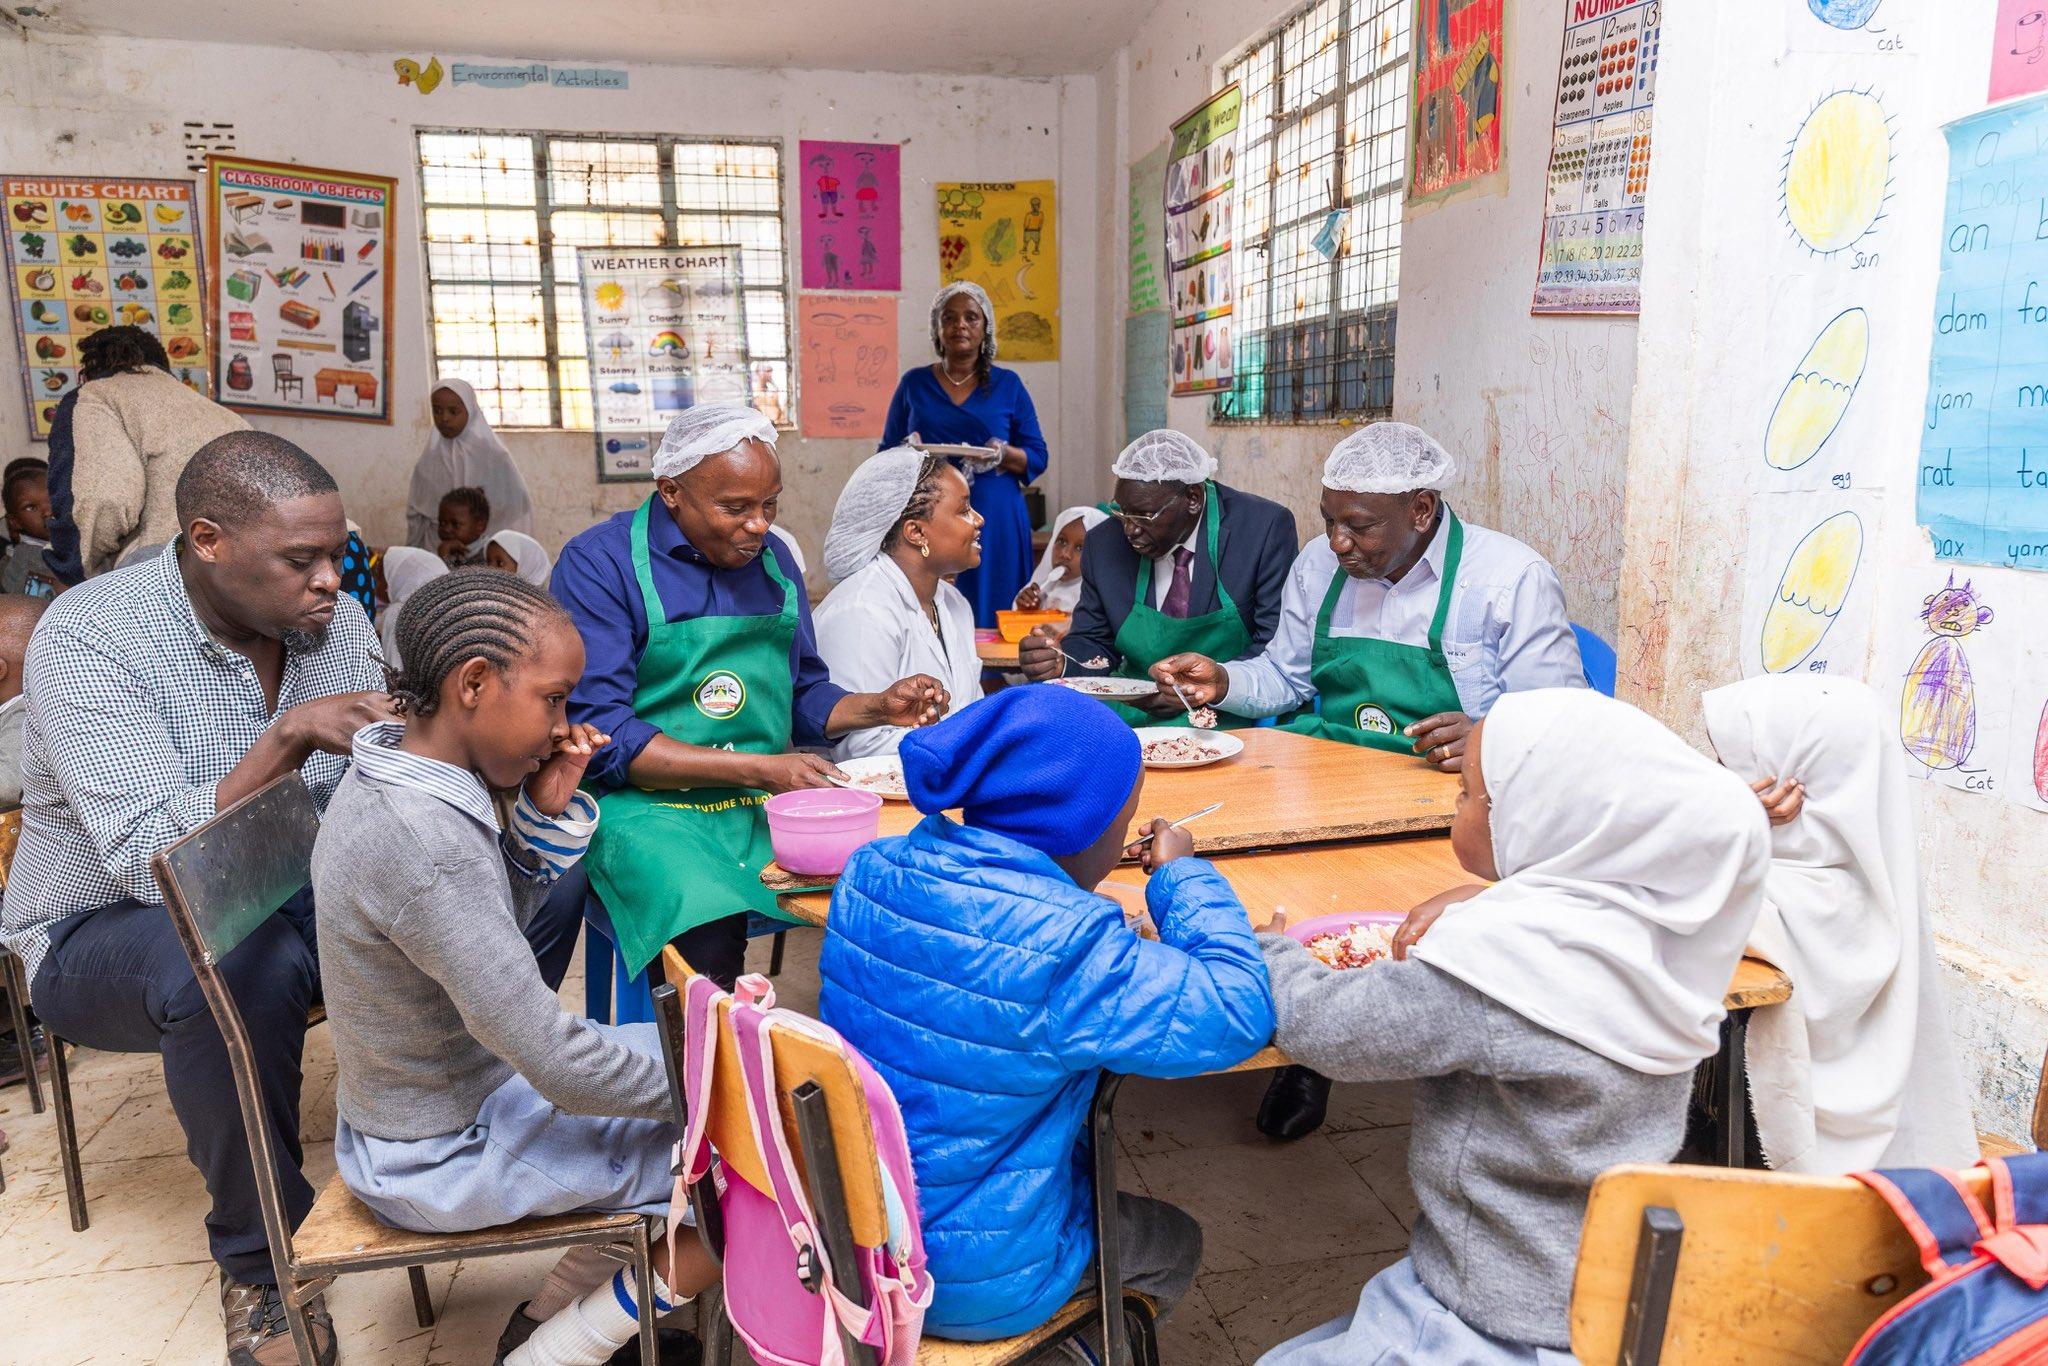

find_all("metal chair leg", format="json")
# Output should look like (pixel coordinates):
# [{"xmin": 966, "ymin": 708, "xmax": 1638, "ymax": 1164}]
[
  {"xmin": 700, "ymin": 1285, "xmax": 735, "ymax": 1366},
  {"xmin": 406, "ymin": 1264, "xmax": 435, "ymax": 1328},
  {"xmin": 280, "ymin": 1285, "xmax": 322, "ymax": 1366},
  {"xmin": 1618, "ymin": 1206, "xmax": 1684, "ymax": 1365},
  {"xmin": 1719, "ymin": 1010, "xmax": 1753, "ymax": 1168},
  {"xmin": 768, "ymin": 931, "xmax": 787, "ymax": 977},
  {"xmin": 632, "ymin": 1218, "xmax": 658, "ymax": 1366},
  {"xmin": 3, "ymin": 949, "xmax": 43, "ymax": 1113},
  {"xmin": 1090, "ymin": 1074, "xmax": 1131, "ymax": 1366},
  {"xmin": 1125, "ymin": 1295, "xmax": 1161, "ymax": 1366},
  {"xmin": 49, "ymin": 1029, "xmax": 86, "ymax": 1231}
]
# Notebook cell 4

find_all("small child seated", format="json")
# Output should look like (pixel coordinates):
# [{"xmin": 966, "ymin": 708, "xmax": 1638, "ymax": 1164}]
[
  {"xmin": 1013, "ymin": 507, "xmax": 1104, "ymax": 613},
  {"xmin": 1257, "ymin": 689, "xmax": 1768, "ymax": 1365},
  {"xmin": 1, "ymin": 462, "xmax": 60, "ymax": 599},
  {"xmin": 819, "ymin": 684, "xmax": 1275, "ymax": 1341},
  {"xmin": 0, "ymin": 595, "xmax": 49, "ymax": 810},
  {"xmin": 436, "ymin": 485, "xmax": 490, "ymax": 567},
  {"xmin": 312, "ymin": 570, "xmax": 714, "ymax": 1365},
  {"xmin": 485, "ymin": 528, "xmax": 553, "ymax": 586}
]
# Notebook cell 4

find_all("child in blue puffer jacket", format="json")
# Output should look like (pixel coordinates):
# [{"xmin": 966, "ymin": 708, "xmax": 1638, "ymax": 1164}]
[{"xmin": 819, "ymin": 684, "xmax": 1276, "ymax": 1341}]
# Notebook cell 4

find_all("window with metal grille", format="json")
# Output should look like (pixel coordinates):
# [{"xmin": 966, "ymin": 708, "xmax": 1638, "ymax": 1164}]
[
  {"xmin": 416, "ymin": 130, "xmax": 790, "ymax": 430},
  {"xmin": 1218, "ymin": 0, "xmax": 1410, "ymax": 423}
]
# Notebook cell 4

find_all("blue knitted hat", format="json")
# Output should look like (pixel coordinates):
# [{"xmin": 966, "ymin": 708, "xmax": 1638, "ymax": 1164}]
[{"xmin": 900, "ymin": 684, "xmax": 1142, "ymax": 856}]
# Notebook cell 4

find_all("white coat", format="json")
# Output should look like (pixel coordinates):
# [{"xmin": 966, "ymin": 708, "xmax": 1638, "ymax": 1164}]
[{"xmin": 812, "ymin": 555, "xmax": 982, "ymax": 761}]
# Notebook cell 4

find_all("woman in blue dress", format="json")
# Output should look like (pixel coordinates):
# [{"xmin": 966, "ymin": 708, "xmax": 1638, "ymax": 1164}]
[{"xmin": 879, "ymin": 282, "xmax": 1050, "ymax": 625}]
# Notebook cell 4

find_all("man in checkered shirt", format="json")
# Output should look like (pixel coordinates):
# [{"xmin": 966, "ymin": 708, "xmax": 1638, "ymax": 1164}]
[{"xmin": 0, "ymin": 432, "xmax": 583, "ymax": 1366}]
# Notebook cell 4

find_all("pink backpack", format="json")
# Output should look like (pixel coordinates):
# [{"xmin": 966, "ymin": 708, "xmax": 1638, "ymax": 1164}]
[{"xmin": 675, "ymin": 973, "xmax": 932, "ymax": 1366}]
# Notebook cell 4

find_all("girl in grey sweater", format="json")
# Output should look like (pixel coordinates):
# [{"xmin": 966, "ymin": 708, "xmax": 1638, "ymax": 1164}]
[{"xmin": 1257, "ymin": 689, "xmax": 1769, "ymax": 1364}]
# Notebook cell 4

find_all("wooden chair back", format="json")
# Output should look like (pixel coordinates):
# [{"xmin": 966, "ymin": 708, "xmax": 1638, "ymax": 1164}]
[{"xmin": 1572, "ymin": 1161, "xmax": 1995, "ymax": 1365}]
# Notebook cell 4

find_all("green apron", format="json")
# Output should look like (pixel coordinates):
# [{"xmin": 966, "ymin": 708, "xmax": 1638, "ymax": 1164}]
[
  {"xmin": 1279, "ymin": 511, "xmax": 1466, "ymax": 754},
  {"xmin": 1108, "ymin": 482, "xmax": 1255, "ymax": 729},
  {"xmin": 585, "ymin": 498, "xmax": 801, "ymax": 972}
]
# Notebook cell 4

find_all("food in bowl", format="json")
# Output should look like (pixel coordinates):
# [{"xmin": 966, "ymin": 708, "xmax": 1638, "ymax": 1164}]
[
  {"xmin": 1303, "ymin": 921, "xmax": 1399, "ymax": 970},
  {"xmin": 848, "ymin": 767, "xmax": 907, "ymax": 800},
  {"xmin": 1142, "ymin": 734, "xmax": 1220, "ymax": 764}
]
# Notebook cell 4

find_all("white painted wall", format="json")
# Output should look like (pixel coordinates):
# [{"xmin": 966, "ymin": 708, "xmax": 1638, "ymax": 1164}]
[
  {"xmin": 1092, "ymin": 0, "xmax": 1636, "ymax": 639},
  {"xmin": 0, "ymin": 32, "xmax": 1101, "ymax": 581}
]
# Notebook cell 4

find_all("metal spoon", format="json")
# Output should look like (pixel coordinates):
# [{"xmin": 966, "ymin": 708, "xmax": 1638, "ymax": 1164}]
[
  {"xmin": 1128, "ymin": 801, "xmax": 1224, "ymax": 851},
  {"xmin": 1166, "ymin": 678, "xmax": 1218, "ymax": 728}
]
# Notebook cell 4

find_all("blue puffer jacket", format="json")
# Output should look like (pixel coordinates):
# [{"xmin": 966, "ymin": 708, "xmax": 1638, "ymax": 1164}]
[{"xmin": 818, "ymin": 815, "xmax": 1275, "ymax": 1340}]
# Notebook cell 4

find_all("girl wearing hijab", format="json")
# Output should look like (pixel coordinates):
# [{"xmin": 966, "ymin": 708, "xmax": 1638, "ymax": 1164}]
[
  {"xmin": 407, "ymin": 379, "xmax": 536, "ymax": 551},
  {"xmin": 878, "ymin": 283, "xmax": 1050, "ymax": 628},
  {"xmin": 375, "ymin": 546, "xmax": 448, "ymax": 674},
  {"xmin": 485, "ymin": 529, "xmax": 553, "ymax": 587},
  {"xmin": 1014, "ymin": 506, "xmax": 1106, "ymax": 613},
  {"xmin": 813, "ymin": 448, "xmax": 986, "ymax": 760},
  {"xmin": 1258, "ymin": 689, "xmax": 1768, "ymax": 1365},
  {"xmin": 1702, "ymin": 675, "xmax": 1977, "ymax": 1173}
]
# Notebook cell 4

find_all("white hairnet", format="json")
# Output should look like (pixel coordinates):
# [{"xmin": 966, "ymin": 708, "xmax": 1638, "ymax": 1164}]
[
  {"xmin": 930, "ymin": 282, "xmax": 997, "ymax": 365},
  {"xmin": 1322, "ymin": 421, "xmax": 1456, "ymax": 494},
  {"xmin": 1111, "ymin": 429, "xmax": 1218, "ymax": 484},
  {"xmin": 652, "ymin": 403, "xmax": 778, "ymax": 480},
  {"xmin": 823, "ymin": 445, "xmax": 930, "ymax": 581}
]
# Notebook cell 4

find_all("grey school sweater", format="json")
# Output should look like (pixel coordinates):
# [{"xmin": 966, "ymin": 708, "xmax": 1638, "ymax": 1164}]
[
  {"xmin": 312, "ymin": 763, "xmax": 669, "ymax": 1140},
  {"xmin": 1260, "ymin": 935, "xmax": 1692, "ymax": 1350}
]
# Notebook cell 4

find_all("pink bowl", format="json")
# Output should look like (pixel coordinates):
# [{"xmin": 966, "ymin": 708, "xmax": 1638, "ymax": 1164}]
[
  {"xmin": 1284, "ymin": 911, "xmax": 1403, "ymax": 944},
  {"xmin": 764, "ymin": 787, "xmax": 883, "ymax": 876}
]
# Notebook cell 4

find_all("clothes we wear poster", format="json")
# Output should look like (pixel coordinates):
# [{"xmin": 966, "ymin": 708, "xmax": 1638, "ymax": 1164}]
[
  {"xmin": 799, "ymin": 140, "xmax": 900, "ymax": 291},
  {"xmin": 578, "ymin": 245, "xmax": 748, "ymax": 481},
  {"xmin": 936, "ymin": 180, "xmax": 1057, "ymax": 361},
  {"xmin": 1531, "ymin": 0, "xmax": 1660, "ymax": 314},
  {"xmin": 797, "ymin": 294, "xmax": 896, "ymax": 439},
  {"xmin": 1410, "ymin": 0, "xmax": 1505, "ymax": 200},
  {"xmin": 206, "ymin": 156, "xmax": 394, "ymax": 423},
  {"xmin": 3, "ymin": 174, "xmax": 210, "ymax": 439},
  {"xmin": 1167, "ymin": 86, "xmax": 1238, "ymax": 396}
]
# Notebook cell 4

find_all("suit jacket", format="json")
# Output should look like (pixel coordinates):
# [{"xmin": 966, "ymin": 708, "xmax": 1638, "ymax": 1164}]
[{"xmin": 1064, "ymin": 481, "xmax": 1298, "ymax": 675}]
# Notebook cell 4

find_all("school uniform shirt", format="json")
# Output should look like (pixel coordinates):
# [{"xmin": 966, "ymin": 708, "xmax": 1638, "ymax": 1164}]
[
  {"xmin": 812, "ymin": 556, "xmax": 982, "ymax": 761},
  {"xmin": 551, "ymin": 506, "xmax": 848, "ymax": 793},
  {"xmin": 1221, "ymin": 507, "xmax": 1584, "ymax": 719}
]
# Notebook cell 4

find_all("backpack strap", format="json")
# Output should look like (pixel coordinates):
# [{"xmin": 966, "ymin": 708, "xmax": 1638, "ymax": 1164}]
[
  {"xmin": 1853, "ymin": 1167, "xmax": 1994, "ymax": 1278},
  {"xmin": 677, "ymin": 974, "xmax": 725, "ymax": 1185},
  {"xmin": 1980, "ymin": 1154, "xmax": 2048, "ymax": 1291}
]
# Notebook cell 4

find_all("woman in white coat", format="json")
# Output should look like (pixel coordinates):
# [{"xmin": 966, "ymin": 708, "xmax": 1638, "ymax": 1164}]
[{"xmin": 814, "ymin": 447, "xmax": 986, "ymax": 760}]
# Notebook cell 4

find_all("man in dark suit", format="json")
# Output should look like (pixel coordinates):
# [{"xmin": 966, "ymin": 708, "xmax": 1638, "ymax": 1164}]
[{"xmin": 1020, "ymin": 430, "xmax": 1297, "ymax": 725}]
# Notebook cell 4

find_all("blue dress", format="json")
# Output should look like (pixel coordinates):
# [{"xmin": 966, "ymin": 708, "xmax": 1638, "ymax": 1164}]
[{"xmin": 879, "ymin": 365, "xmax": 1049, "ymax": 626}]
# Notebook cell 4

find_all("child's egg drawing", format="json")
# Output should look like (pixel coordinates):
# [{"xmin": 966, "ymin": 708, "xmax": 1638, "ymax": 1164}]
[
  {"xmin": 1760, "ymin": 511, "xmax": 1862, "ymax": 673},
  {"xmin": 1764, "ymin": 308, "xmax": 1868, "ymax": 471}
]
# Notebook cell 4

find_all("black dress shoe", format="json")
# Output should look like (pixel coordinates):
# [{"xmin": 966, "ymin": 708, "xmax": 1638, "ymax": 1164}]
[
  {"xmin": 1257, "ymin": 1065, "xmax": 1332, "ymax": 1140},
  {"xmin": 495, "ymin": 1300, "xmax": 705, "ymax": 1365}
]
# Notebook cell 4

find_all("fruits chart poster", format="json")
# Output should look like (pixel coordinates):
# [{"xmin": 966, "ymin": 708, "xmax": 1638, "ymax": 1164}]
[
  {"xmin": 3, "ymin": 175, "xmax": 211, "ymax": 440},
  {"xmin": 206, "ymin": 155, "xmax": 396, "ymax": 423}
]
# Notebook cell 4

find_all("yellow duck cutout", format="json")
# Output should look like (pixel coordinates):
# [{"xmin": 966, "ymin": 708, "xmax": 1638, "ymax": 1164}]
[{"xmin": 394, "ymin": 56, "xmax": 446, "ymax": 95}]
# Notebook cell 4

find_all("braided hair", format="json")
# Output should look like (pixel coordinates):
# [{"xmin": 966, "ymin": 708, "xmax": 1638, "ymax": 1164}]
[
  {"xmin": 383, "ymin": 567, "xmax": 569, "ymax": 717},
  {"xmin": 880, "ymin": 454, "xmax": 949, "ymax": 555}
]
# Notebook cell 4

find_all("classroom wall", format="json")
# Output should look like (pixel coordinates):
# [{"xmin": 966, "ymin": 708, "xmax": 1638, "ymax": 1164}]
[
  {"xmin": 1091, "ymin": 0, "xmax": 1636, "ymax": 639},
  {"xmin": 1620, "ymin": 1, "xmax": 2047, "ymax": 1139},
  {"xmin": 0, "ymin": 32, "xmax": 1103, "ymax": 578}
]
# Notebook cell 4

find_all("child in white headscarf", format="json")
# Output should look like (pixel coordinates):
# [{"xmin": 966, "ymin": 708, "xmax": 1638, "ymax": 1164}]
[
  {"xmin": 1014, "ymin": 506, "xmax": 1106, "ymax": 614},
  {"xmin": 1257, "ymin": 689, "xmax": 1768, "ymax": 1365},
  {"xmin": 485, "ymin": 529, "xmax": 553, "ymax": 587},
  {"xmin": 376, "ymin": 546, "xmax": 449, "ymax": 674},
  {"xmin": 407, "ymin": 379, "xmax": 536, "ymax": 550},
  {"xmin": 1702, "ymin": 675, "xmax": 1978, "ymax": 1173}
]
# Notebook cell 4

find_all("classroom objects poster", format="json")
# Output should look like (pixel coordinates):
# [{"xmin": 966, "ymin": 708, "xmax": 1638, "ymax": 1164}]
[
  {"xmin": 935, "ymin": 180, "xmax": 1058, "ymax": 361},
  {"xmin": 1167, "ymin": 86, "xmax": 1238, "ymax": 396},
  {"xmin": 578, "ymin": 245, "xmax": 748, "ymax": 481},
  {"xmin": 1992, "ymin": 0, "xmax": 2048, "ymax": 104},
  {"xmin": 206, "ymin": 156, "xmax": 395, "ymax": 423},
  {"xmin": 796, "ymin": 294, "xmax": 896, "ymax": 439},
  {"xmin": 1916, "ymin": 100, "xmax": 2048, "ymax": 573},
  {"xmin": 1127, "ymin": 142, "xmax": 1168, "ymax": 316},
  {"xmin": 798, "ymin": 140, "xmax": 900, "ymax": 292},
  {"xmin": 3, "ymin": 175, "xmax": 210, "ymax": 439},
  {"xmin": 1410, "ymin": 0, "xmax": 1505, "ymax": 200},
  {"xmin": 1530, "ymin": 0, "xmax": 1661, "ymax": 314}
]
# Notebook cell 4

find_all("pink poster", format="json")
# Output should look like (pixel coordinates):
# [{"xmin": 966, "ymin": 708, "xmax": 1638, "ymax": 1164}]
[
  {"xmin": 1992, "ymin": 0, "xmax": 2048, "ymax": 103},
  {"xmin": 799, "ymin": 140, "xmax": 899, "ymax": 291},
  {"xmin": 797, "ymin": 294, "xmax": 897, "ymax": 438}
]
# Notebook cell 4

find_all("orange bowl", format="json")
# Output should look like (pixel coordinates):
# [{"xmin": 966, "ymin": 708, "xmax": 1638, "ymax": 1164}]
[{"xmin": 997, "ymin": 609, "xmax": 1069, "ymax": 643}]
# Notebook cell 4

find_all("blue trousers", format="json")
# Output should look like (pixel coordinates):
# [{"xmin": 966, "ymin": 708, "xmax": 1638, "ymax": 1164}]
[{"xmin": 28, "ymin": 884, "xmax": 583, "ymax": 1284}]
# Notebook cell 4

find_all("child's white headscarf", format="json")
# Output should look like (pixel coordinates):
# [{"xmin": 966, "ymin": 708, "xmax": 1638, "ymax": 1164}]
[
  {"xmin": 1412, "ymin": 688, "xmax": 1770, "ymax": 1075},
  {"xmin": 1702, "ymin": 676, "xmax": 1978, "ymax": 1170},
  {"xmin": 487, "ymin": 529, "xmax": 552, "ymax": 587},
  {"xmin": 407, "ymin": 379, "xmax": 536, "ymax": 549},
  {"xmin": 377, "ymin": 546, "xmax": 448, "ymax": 674},
  {"xmin": 1024, "ymin": 507, "xmax": 1107, "ymax": 613}
]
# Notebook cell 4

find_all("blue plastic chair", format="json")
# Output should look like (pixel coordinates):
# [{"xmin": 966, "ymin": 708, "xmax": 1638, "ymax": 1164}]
[{"xmin": 1573, "ymin": 623, "xmax": 1617, "ymax": 697}]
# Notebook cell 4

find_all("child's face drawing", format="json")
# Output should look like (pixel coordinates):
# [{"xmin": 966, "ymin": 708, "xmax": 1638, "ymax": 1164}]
[
  {"xmin": 1450, "ymin": 721, "xmax": 1499, "ymax": 881},
  {"xmin": 457, "ymin": 616, "xmax": 584, "ymax": 791}
]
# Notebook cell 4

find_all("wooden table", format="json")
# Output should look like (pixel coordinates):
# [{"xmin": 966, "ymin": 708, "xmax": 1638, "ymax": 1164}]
[
  {"xmin": 760, "ymin": 727, "xmax": 1458, "ymax": 892},
  {"xmin": 974, "ymin": 636, "xmax": 1022, "ymax": 669}
]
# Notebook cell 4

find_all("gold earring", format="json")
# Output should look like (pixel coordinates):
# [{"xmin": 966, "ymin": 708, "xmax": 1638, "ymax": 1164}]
[{"xmin": 919, "ymin": 542, "xmax": 930, "ymax": 558}]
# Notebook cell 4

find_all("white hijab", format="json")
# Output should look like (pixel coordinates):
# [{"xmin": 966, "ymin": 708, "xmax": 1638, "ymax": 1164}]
[
  {"xmin": 377, "ymin": 546, "xmax": 448, "ymax": 674},
  {"xmin": 487, "ymin": 529, "xmax": 552, "ymax": 587},
  {"xmin": 1413, "ymin": 689, "xmax": 1770, "ymax": 1075},
  {"xmin": 407, "ymin": 379, "xmax": 535, "ymax": 549},
  {"xmin": 1702, "ymin": 676, "xmax": 1978, "ymax": 1171},
  {"xmin": 1025, "ymin": 507, "xmax": 1108, "ymax": 613}
]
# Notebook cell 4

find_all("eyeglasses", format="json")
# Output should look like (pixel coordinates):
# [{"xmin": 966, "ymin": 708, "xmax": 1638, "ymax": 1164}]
[{"xmin": 1105, "ymin": 502, "xmax": 1176, "ymax": 528}]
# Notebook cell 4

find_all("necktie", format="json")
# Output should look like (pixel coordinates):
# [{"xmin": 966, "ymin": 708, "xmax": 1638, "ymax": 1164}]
[{"xmin": 1162, "ymin": 546, "xmax": 1194, "ymax": 619}]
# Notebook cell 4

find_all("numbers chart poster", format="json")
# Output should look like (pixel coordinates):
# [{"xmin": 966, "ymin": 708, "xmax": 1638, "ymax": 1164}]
[
  {"xmin": 935, "ymin": 181, "xmax": 1058, "ymax": 361},
  {"xmin": 207, "ymin": 156, "xmax": 395, "ymax": 423},
  {"xmin": 3, "ymin": 175, "xmax": 210, "ymax": 439},
  {"xmin": 1531, "ymin": 0, "xmax": 1662, "ymax": 314},
  {"xmin": 1167, "ymin": 86, "xmax": 1239, "ymax": 396},
  {"xmin": 578, "ymin": 245, "xmax": 749, "ymax": 481}
]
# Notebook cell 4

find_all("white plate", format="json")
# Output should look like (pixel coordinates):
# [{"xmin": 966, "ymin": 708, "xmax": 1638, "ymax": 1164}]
[
  {"xmin": 914, "ymin": 442, "xmax": 1000, "ymax": 461},
  {"xmin": 1049, "ymin": 676, "xmax": 1160, "ymax": 702},
  {"xmin": 836, "ymin": 755, "xmax": 909, "ymax": 801},
  {"xmin": 1133, "ymin": 727, "xmax": 1245, "ymax": 769}
]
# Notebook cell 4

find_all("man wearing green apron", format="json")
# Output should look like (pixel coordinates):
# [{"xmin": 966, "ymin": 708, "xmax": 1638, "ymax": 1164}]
[
  {"xmin": 1154, "ymin": 422, "xmax": 1586, "ymax": 1138},
  {"xmin": 1018, "ymin": 429, "xmax": 1296, "ymax": 727},
  {"xmin": 553, "ymin": 405, "xmax": 948, "ymax": 988}
]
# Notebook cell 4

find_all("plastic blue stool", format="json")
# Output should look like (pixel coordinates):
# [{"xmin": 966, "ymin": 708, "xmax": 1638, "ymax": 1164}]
[{"xmin": 1572, "ymin": 623, "xmax": 1617, "ymax": 697}]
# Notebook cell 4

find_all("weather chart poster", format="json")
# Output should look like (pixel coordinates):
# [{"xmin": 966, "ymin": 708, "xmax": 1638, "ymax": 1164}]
[{"xmin": 3, "ymin": 175, "xmax": 210, "ymax": 439}]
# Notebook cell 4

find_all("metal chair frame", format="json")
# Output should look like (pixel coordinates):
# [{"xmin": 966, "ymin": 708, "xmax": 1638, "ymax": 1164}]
[{"xmin": 0, "ymin": 816, "xmax": 87, "ymax": 1228}]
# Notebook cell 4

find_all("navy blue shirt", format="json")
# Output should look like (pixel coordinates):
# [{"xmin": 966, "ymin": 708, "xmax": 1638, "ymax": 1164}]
[{"xmin": 552, "ymin": 501, "xmax": 847, "ymax": 792}]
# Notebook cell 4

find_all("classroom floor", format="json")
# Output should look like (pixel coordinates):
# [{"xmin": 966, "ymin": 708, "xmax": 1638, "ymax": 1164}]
[{"xmin": 0, "ymin": 931, "xmax": 1417, "ymax": 1364}]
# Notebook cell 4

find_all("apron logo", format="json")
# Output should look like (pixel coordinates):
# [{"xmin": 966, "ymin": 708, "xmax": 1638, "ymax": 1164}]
[
  {"xmin": 1354, "ymin": 703, "xmax": 1394, "ymax": 735},
  {"xmin": 694, "ymin": 670, "xmax": 748, "ymax": 720}
]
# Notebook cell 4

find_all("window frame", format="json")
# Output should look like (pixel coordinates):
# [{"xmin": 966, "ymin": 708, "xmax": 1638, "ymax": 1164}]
[{"xmin": 415, "ymin": 126, "xmax": 792, "ymax": 433}]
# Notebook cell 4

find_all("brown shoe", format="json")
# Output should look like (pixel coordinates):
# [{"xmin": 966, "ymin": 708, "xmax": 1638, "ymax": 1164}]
[{"xmin": 221, "ymin": 1271, "xmax": 337, "ymax": 1366}]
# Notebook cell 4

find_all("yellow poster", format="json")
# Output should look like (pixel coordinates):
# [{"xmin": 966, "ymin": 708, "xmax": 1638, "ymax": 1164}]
[{"xmin": 935, "ymin": 180, "xmax": 1057, "ymax": 361}]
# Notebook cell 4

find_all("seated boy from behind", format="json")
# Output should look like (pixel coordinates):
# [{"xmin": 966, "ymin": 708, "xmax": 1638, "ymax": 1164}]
[
  {"xmin": 0, "ymin": 595, "xmax": 49, "ymax": 811},
  {"xmin": 436, "ymin": 485, "xmax": 490, "ymax": 567},
  {"xmin": 819, "ymin": 684, "xmax": 1276, "ymax": 1342},
  {"xmin": 2, "ymin": 463, "xmax": 60, "ymax": 599}
]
